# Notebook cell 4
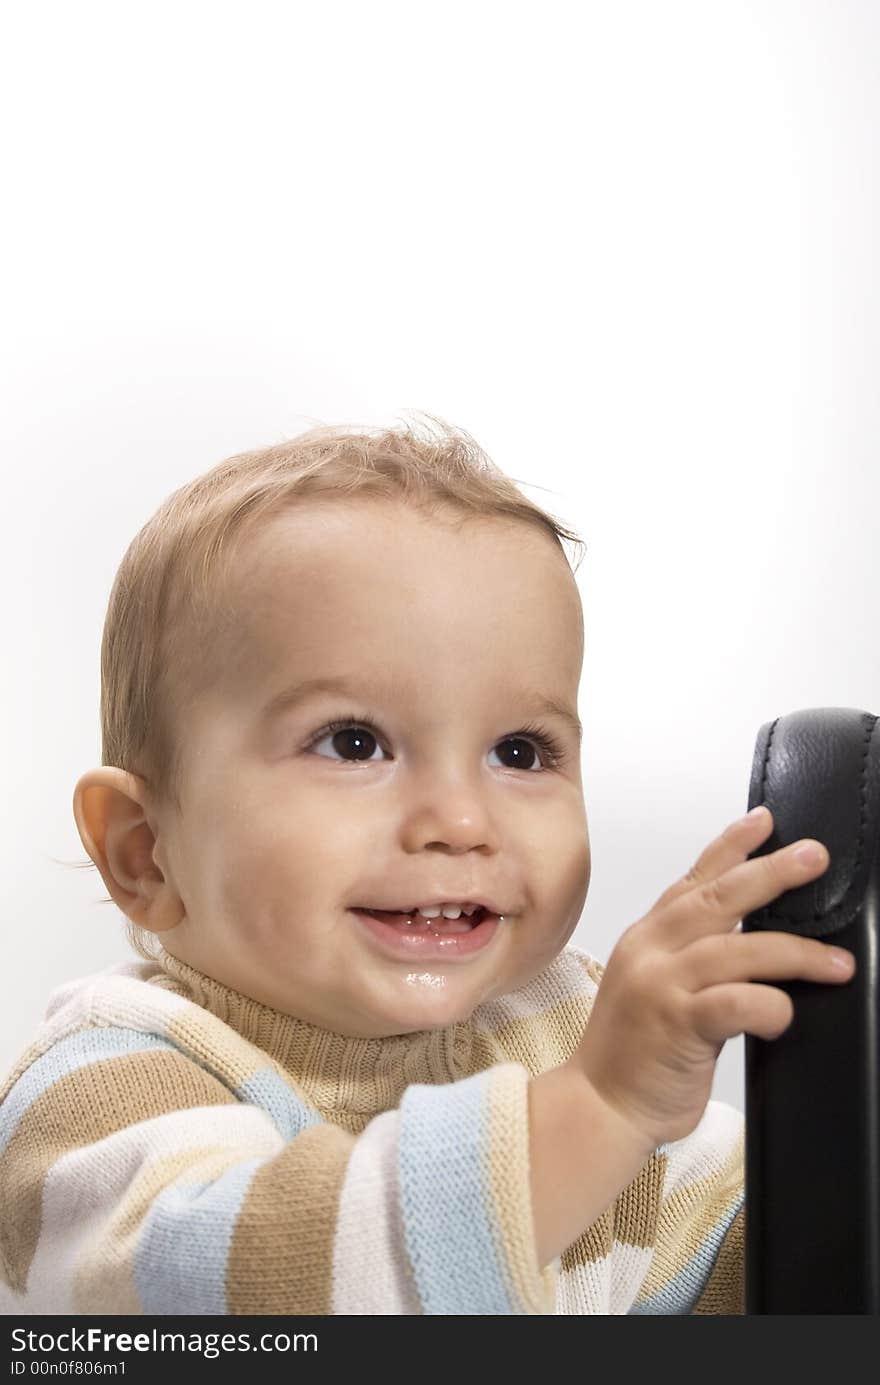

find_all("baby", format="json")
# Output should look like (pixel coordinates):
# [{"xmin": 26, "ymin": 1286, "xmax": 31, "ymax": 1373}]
[{"xmin": 0, "ymin": 416, "xmax": 854, "ymax": 1316}]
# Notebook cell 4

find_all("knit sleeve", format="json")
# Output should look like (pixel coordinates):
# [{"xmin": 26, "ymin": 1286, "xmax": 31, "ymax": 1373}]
[
  {"xmin": 629, "ymin": 1099, "xmax": 745, "ymax": 1315},
  {"xmin": 0, "ymin": 1029, "xmax": 557, "ymax": 1315}
]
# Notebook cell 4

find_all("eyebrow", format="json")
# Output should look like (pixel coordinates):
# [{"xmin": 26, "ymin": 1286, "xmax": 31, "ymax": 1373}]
[{"xmin": 260, "ymin": 675, "xmax": 583, "ymax": 743}]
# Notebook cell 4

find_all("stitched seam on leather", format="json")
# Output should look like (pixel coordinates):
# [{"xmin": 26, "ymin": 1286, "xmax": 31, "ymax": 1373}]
[
  {"xmin": 757, "ymin": 715, "xmax": 779, "ymax": 824},
  {"xmin": 761, "ymin": 712, "xmax": 878, "ymax": 927}
]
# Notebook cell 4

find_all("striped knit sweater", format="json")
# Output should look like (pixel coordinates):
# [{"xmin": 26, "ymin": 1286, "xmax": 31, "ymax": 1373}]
[{"xmin": 0, "ymin": 943, "xmax": 744, "ymax": 1315}]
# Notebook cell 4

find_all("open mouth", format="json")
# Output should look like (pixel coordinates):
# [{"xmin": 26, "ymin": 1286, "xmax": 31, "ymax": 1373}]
[
  {"xmin": 350, "ymin": 905, "xmax": 502, "ymax": 958},
  {"xmin": 353, "ymin": 906, "xmax": 490, "ymax": 934}
]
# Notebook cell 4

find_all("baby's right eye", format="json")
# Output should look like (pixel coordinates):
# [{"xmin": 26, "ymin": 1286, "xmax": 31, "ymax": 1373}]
[{"xmin": 309, "ymin": 720, "xmax": 387, "ymax": 763}]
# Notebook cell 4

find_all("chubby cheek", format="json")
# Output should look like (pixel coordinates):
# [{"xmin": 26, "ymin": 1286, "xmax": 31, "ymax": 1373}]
[
  {"xmin": 513, "ymin": 913, "xmax": 574, "ymax": 980},
  {"xmin": 204, "ymin": 805, "xmax": 361, "ymax": 931},
  {"xmin": 524, "ymin": 831, "xmax": 591, "ymax": 955}
]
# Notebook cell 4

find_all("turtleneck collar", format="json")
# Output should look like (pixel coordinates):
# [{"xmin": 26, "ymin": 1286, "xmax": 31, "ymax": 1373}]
[{"xmin": 152, "ymin": 946, "xmax": 478, "ymax": 1120}]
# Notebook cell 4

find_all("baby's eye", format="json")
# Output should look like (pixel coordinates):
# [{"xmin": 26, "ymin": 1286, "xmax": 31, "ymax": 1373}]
[
  {"xmin": 311, "ymin": 723, "xmax": 386, "ymax": 763},
  {"xmin": 308, "ymin": 719, "xmax": 562, "ymax": 770},
  {"xmin": 488, "ymin": 738, "xmax": 548, "ymax": 772}
]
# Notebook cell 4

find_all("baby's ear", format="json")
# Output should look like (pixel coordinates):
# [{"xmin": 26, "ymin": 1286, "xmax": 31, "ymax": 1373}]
[{"xmin": 72, "ymin": 768, "xmax": 184, "ymax": 932}]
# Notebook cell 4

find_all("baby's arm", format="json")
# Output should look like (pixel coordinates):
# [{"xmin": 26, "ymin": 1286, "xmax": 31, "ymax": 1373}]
[{"xmin": 0, "ymin": 1032, "xmax": 553, "ymax": 1315}]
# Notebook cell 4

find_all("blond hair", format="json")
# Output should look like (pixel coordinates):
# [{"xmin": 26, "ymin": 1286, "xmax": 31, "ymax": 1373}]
[{"xmin": 62, "ymin": 411, "xmax": 586, "ymax": 961}]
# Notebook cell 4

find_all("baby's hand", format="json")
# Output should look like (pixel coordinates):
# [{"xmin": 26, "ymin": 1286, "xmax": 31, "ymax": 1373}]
[{"xmin": 567, "ymin": 808, "xmax": 856, "ymax": 1152}]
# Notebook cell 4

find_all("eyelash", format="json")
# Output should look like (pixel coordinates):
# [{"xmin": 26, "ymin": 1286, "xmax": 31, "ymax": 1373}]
[{"xmin": 306, "ymin": 711, "xmax": 567, "ymax": 770}]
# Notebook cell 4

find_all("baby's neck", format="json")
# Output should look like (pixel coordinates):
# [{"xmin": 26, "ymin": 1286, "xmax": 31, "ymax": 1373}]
[{"xmin": 153, "ymin": 946, "xmax": 477, "ymax": 1128}]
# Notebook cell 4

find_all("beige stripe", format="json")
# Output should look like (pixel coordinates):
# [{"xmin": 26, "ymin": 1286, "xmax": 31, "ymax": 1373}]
[
  {"xmin": 0, "ymin": 1050, "xmax": 237, "ymax": 1293},
  {"xmin": 637, "ymin": 1133, "xmax": 743, "ymax": 1298},
  {"xmin": 560, "ymin": 1149, "xmax": 668, "ymax": 1272},
  {"xmin": 561, "ymin": 1205, "xmax": 615, "ymax": 1273},
  {"xmin": 691, "ymin": 1203, "xmax": 744, "ymax": 1314},
  {"xmin": 471, "ymin": 992, "xmax": 600, "ymax": 1075},
  {"xmin": 613, "ymin": 1150, "xmax": 667, "ymax": 1249},
  {"xmin": 227, "ymin": 1121, "xmax": 353, "ymax": 1315},
  {"xmin": 483, "ymin": 1064, "xmax": 557, "ymax": 1313},
  {"xmin": 165, "ymin": 1009, "xmax": 266, "ymax": 1088}
]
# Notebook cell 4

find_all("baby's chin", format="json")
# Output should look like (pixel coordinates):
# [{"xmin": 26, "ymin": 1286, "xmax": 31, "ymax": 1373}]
[{"xmin": 378, "ymin": 980, "xmax": 501, "ymax": 1032}]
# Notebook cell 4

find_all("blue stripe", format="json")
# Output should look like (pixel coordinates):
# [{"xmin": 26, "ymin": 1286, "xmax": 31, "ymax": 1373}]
[
  {"xmin": 133, "ymin": 1159, "xmax": 263, "ymax": 1314},
  {"xmin": 629, "ymin": 1191, "xmax": 744, "ymax": 1314},
  {"xmin": 0, "ymin": 1025, "xmax": 326, "ymax": 1154},
  {"xmin": 237, "ymin": 1069, "xmax": 321, "ymax": 1140},
  {"xmin": 398, "ymin": 1068, "xmax": 519, "ymax": 1314},
  {"xmin": 0, "ymin": 1029, "xmax": 173, "ymax": 1159}
]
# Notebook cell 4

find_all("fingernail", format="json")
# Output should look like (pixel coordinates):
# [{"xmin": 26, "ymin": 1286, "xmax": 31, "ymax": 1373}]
[
  {"xmin": 794, "ymin": 842, "xmax": 825, "ymax": 866},
  {"xmin": 830, "ymin": 949, "xmax": 854, "ymax": 972},
  {"xmin": 747, "ymin": 805, "xmax": 769, "ymax": 820}
]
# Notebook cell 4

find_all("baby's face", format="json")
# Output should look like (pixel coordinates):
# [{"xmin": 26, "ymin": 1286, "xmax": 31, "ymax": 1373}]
[{"xmin": 152, "ymin": 498, "xmax": 591, "ymax": 1036}]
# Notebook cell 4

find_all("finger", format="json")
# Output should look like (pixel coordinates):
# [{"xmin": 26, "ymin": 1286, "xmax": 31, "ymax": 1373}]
[
  {"xmin": 689, "ymin": 981, "xmax": 796, "ymax": 1044},
  {"xmin": 649, "ymin": 830, "xmax": 831, "ymax": 950},
  {"xmin": 676, "ymin": 929, "xmax": 855, "ymax": 990},
  {"xmin": 651, "ymin": 806, "xmax": 776, "ymax": 916}
]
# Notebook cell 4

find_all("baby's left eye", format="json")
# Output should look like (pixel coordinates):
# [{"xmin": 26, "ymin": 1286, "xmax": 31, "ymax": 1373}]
[{"xmin": 489, "ymin": 737, "xmax": 548, "ymax": 772}]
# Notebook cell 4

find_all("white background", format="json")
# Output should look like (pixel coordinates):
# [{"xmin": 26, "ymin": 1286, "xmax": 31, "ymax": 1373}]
[{"xmin": 2, "ymin": 1, "xmax": 878, "ymax": 1115}]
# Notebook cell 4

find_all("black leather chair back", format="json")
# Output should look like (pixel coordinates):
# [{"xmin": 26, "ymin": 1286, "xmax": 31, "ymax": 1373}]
[{"xmin": 742, "ymin": 706, "xmax": 880, "ymax": 1314}]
